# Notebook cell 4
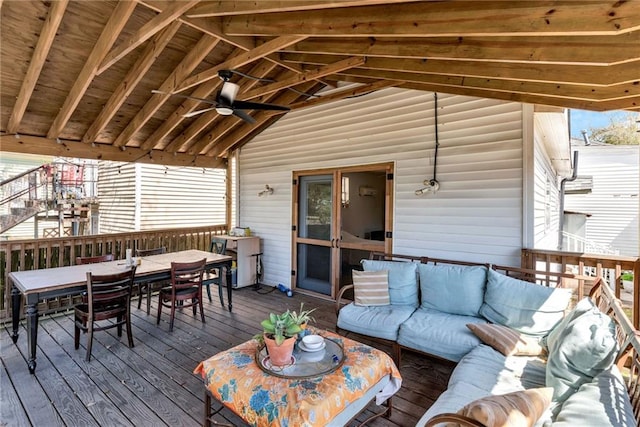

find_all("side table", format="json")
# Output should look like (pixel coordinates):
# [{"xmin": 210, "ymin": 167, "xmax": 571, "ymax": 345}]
[{"xmin": 194, "ymin": 330, "xmax": 402, "ymax": 426}]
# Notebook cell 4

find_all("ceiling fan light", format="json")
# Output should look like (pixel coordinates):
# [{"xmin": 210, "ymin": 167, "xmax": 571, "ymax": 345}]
[
  {"xmin": 216, "ymin": 107, "xmax": 233, "ymax": 116},
  {"xmin": 221, "ymin": 81, "xmax": 239, "ymax": 103}
]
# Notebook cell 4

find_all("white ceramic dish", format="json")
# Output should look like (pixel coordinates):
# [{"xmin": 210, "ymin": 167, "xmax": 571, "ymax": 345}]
[
  {"xmin": 298, "ymin": 341, "xmax": 326, "ymax": 352},
  {"xmin": 302, "ymin": 334, "xmax": 324, "ymax": 349}
]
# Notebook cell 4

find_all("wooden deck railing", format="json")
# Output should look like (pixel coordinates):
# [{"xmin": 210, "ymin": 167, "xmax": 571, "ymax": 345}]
[
  {"xmin": 0, "ymin": 224, "xmax": 227, "ymax": 321},
  {"xmin": 522, "ymin": 248, "xmax": 640, "ymax": 328}
]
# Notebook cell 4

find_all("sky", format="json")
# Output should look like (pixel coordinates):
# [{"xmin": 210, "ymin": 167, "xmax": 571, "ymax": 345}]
[{"xmin": 569, "ymin": 109, "xmax": 632, "ymax": 139}]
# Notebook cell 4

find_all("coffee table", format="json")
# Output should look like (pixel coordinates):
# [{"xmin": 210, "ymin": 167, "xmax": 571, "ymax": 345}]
[{"xmin": 194, "ymin": 329, "xmax": 402, "ymax": 426}]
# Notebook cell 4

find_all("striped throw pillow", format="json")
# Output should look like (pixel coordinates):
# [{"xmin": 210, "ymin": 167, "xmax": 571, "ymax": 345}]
[
  {"xmin": 467, "ymin": 323, "xmax": 543, "ymax": 356},
  {"xmin": 353, "ymin": 270, "xmax": 390, "ymax": 306},
  {"xmin": 452, "ymin": 388, "xmax": 553, "ymax": 427}
]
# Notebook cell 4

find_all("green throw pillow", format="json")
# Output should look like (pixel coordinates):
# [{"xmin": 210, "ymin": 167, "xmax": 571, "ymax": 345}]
[{"xmin": 545, "ymin": 299, "xmax": 618, "ymax": 403}]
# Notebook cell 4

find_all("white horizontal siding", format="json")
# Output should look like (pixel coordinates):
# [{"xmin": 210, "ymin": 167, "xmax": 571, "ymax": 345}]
[
  {"xmin": 238, "ymin": 88, "xmax": 526, "ymax": 288},
  {"xmin": 532, "ymin": 134, "xmax": 561, "ymax": 250},
  {"xmin": 98, "ymin": 162, "xmax": 136, "ymax": 233},
  {"xmin": 564, "ymin": 145, "xmax": 639, "ymax": 256},
  {"xmin": 98, "ymin": 162, "xmax": 226, "ymax": 233},
  {"xmin": 138, "ymin": 164, "xmax": 225, "ymax": 229}
]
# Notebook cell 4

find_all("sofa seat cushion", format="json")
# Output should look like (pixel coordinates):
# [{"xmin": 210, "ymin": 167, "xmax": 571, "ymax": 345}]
[
  {"xmin": 418, "ymin": 263, "xmax": 487, "ymax": 317},
  {"xmin": 479, "ymin": 269, "xmax": 572, "ymax": 337},
  {"xmin": 337, "ymin": 303, "xmax": 416, "ymax": 341},
  {"xmin": 397, "ymin": 308, "xmax": 487, "ymax": 362},
  {"xmin": 418, "ymin": 345, "xmax": 553, "ymax": 427},
  {"xmin": 449, "ymin": 344, "xmax": 547, "ymax": 395},
  {"xmin": 416, "ymin": 382, "xmax": 553, "ymax": 427},
  {"xmin": 552, "ymin": 366, "xmax": 635, "ymax": 427},
  {"xmin": 361, "ymin": 259, "xmax": 419, "ymax": 307}
]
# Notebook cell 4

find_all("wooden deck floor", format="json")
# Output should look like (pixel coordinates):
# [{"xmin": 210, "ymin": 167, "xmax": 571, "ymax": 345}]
[{"xmin": 1, "ymin": 286, "xmax": 453, "ymax": 427}]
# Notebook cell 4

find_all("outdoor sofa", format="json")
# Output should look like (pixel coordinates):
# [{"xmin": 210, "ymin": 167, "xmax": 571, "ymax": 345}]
[{"xmin": 335, "ymin": 253, "xmax": 640, "ymax": 426}]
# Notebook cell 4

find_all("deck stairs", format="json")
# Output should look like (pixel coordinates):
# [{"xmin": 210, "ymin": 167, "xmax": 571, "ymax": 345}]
[{"xmin": 0, "ymin": 162, "xmax": 98, "ymax": 235}]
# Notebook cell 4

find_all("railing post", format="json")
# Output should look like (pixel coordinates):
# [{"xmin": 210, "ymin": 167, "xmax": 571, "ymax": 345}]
[{"xmin": 634, "ymin": 259, "xmax": 640, "ymax": 329}]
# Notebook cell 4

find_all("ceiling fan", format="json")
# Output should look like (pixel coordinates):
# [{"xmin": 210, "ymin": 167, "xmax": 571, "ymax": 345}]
[{"xmin": 153, "ymin": 70, "xmax": 290, "ymax": 124}]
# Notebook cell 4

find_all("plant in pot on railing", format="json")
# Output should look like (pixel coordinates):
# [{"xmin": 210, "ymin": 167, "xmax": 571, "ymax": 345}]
[{"xmin": 258, "ymin": 311, "xmax": 302, "ymax": 367}]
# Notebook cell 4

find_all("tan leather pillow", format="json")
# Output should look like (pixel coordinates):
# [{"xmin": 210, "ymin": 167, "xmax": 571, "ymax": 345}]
[
  {"xmin": 467, "ymin": 323, "xmax": 543, "ymax": 357},
  {"xmin": 451, "ymin": 387, "xmax": 553, "ymax": 427},
  {"xmin": 353, "ymin": 270, "xmax": 390, "ymax": 306}
]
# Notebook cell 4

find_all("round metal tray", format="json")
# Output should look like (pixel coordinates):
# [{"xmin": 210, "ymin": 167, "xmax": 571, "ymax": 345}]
[{"xmin": 255, "ymin": 337, "xmax": 345, "ymax": 379}]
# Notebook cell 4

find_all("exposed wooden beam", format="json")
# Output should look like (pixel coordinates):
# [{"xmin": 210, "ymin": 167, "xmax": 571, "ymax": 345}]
[
  {"xmin": 97, "ymin": 0, "xmax": 197, "ymax": 75},
  {"xmin": 290, "ymin": 80, "xmax": 400, "ymax": 110},
  {"xmin": 281, "ymin": 52, "xmax": 640, "ymax": 87},
  {"xmin": 0, "ymin": 134, "xmax": 225, "ymax": 168},
  {"xmin": 162, "ymin": 60, "xmax": 278, "ymax": 154},
  {"xmin": 82, "ymin": 21, "xmax": 181, "ymax": 145},
  {"xmin": 334, "ymin": 67, "xmax": 640, "ymax": 102},
  {"xmin": 175, "ymin": 35, "xmax": 306, "ymax": 92},
  {"xmin": 6, "ymin": 0, "xmax": 68, "ymax": 134},
  {"xmin": 286, "ymin": 31, "xmax": 640, "ymax": 66},
  {"xmin": 351, "ymin": 77, "xmax": 640, "ymax": 112},
  {"xmin": 112, "ymin": 34, "xmax": 219, "ymax": 148},
  {"xmin": 223, "ymin": 1, "xmax": 640, "ymax": 37},
  {"xmin": 241, "ymin": 57, "xmax": 365, "ymax": 100},
  {"xmin": 46, "ymin": 1, "xmax": 137, "ymax": 139},
  {"xmin": 138, "ymin": 3, "xmax": 332, "ymax": 85},
  {"xmin": 186, "ymin": 0, "xmax": 423, "ymax": 17}
]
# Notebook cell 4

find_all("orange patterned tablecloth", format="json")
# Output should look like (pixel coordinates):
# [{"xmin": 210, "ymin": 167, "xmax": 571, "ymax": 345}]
[{"xmin": 194, "ymin": 330, "xmax": 402, "ymax": 426}]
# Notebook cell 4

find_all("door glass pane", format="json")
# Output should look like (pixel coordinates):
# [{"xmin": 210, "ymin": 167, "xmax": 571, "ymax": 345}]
[
  {"xmin": 299, "ymin": 175, "xmax": 332, "ymax": 240},
  {"xmin": 297, "ymin": 243, "xmax": 331, "ymax": 295}
]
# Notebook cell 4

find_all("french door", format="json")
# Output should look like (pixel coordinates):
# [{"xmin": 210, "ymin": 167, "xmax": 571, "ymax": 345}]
[{"xmin": 292, "ymin": 164, "xmax": 393, "ymax": 299}]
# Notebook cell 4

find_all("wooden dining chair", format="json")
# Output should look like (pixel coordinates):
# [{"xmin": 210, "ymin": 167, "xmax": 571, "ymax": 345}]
[
  {"xmin": 135, "ymin": 246, "xmax": 167, "ymax": 314},
  {"xmin": 203, "ymin": 238, "xmax": 227, "ymax": 307},
  {"xmin": 76, "ymin": 254, "xmax": 114, "ymax": 264},
  {"xmin": 157, "ymin": 258, "xmax": 206, "ymax": 332},
  {"xmin": 74, "ymin": 267, "xmax": 136, "ymax": 361}
]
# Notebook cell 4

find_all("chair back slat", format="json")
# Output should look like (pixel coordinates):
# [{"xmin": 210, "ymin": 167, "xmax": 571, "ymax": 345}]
[
  {"xmin": 136, "ymin": 246, "xmax": 166, "ymax": 257},
  {"xmin": 171, "ymin": 259, "xmax": 206, "ymax": 292},
  {"xmin": 87, "ymin": 268, "xmax": 136, "ymax": 306},
  {"xmin": 210, "ymin": 238, "xmax": 227, "ymax": 255},
  {"xmin": 76, "ymin": 254, "xmax": 114, "ymax": 265}
]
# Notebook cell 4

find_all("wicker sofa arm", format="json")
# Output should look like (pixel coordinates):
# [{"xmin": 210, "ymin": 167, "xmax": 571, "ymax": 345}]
[
  {"xmin": 335, "ymin": 284, "xmax": 354, "ymax": 315},
  {"xmin": 424, "ymin": 413, "xmax": 486, "ymax": 427}
]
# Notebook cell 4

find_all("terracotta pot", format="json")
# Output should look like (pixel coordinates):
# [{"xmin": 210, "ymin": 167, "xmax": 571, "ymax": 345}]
[{"xmin": 263, "ymin": 334, "xmax": 296, "ymax": 366}]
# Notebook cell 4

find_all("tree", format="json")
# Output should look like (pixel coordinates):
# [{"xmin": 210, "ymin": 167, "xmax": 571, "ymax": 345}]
[{"xmin": 588, "ymin": 112, "xmax": 640, "ymax": 145}]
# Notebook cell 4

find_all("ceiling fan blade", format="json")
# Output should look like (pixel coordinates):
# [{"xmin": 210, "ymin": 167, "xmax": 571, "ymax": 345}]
[
  {"xmin": 232, "ymin": 109, "xmax": 256, "ymax": 124},
  {"xmin": 232, "ymin": 100, "xmax": 291, "ymax": 112},
  {"xmin": 183, "ymin": 107, "xmax": 217, "ymax": 118},
  {"xmin": 220, "ymin": 81, "xmax": 239, "ymax": 103},
  {"xmin": 151, "ymin": 89, "xmax": 217, "ymax": 106}
]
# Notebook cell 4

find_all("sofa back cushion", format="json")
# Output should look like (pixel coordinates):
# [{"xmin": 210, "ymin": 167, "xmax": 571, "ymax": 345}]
[
  {"xmin": 479, "ymin": 269, "xmax": 572, "ymax": 336},
  {"xmin": 418, "ymin": 263, "xmax": 487, "ymax": 316},
  {"xmin": 552, "ymin": 366, "xmax": 635, "ymax": 427},
  {"xmin": 361, "ymin": 259, "xmax": 419, "ymax": 307},
  {"xmin": 545, "ymin": 297, "xmax": 618, "ymax": 403}
]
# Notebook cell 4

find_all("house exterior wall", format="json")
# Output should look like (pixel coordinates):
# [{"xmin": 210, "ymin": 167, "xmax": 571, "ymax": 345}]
[
  {"xmin": 532, "ymin": 132, "xmax": 562, "ymax": 250},
  {"xmin": 238, "ymin": 89, "xmax": 529, "ymax": 288},
  {"xmin": 564, "ymin": 145, "xmax": 639, "ymax": 256},
  {"xmin": 98, "ymin": 162, "xmax": 226, "ymax": 233}
]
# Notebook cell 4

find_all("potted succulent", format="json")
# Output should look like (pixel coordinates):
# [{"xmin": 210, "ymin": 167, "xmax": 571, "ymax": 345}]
[
  {"xmin": 289, "ymin": 303, "xmax": 317, "ymax": 329},
  {"xmin": 258, "ymin": 311, "xmax": 302, "ymax": 366}
]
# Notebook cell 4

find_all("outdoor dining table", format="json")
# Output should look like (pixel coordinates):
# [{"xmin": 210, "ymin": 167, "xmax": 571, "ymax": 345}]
[{"xmin": 9, "ymin": 249, "xmax": 232, "ymax": 374}]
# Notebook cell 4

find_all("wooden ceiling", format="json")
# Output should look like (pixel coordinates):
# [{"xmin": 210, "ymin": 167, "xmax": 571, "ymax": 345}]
[{"xmin": 1, "ymin": 1, "xmax": 639, "ymax": 168}]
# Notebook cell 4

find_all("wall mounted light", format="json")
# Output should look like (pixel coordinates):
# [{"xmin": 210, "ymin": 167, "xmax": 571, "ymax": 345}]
[
  {"xmin": 415, "ymin": 179, "xmax": 440, "ymax": 196},
  {"xmin": 258, "ymin": 185, "xmax": 274, "ymax": 197}
]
